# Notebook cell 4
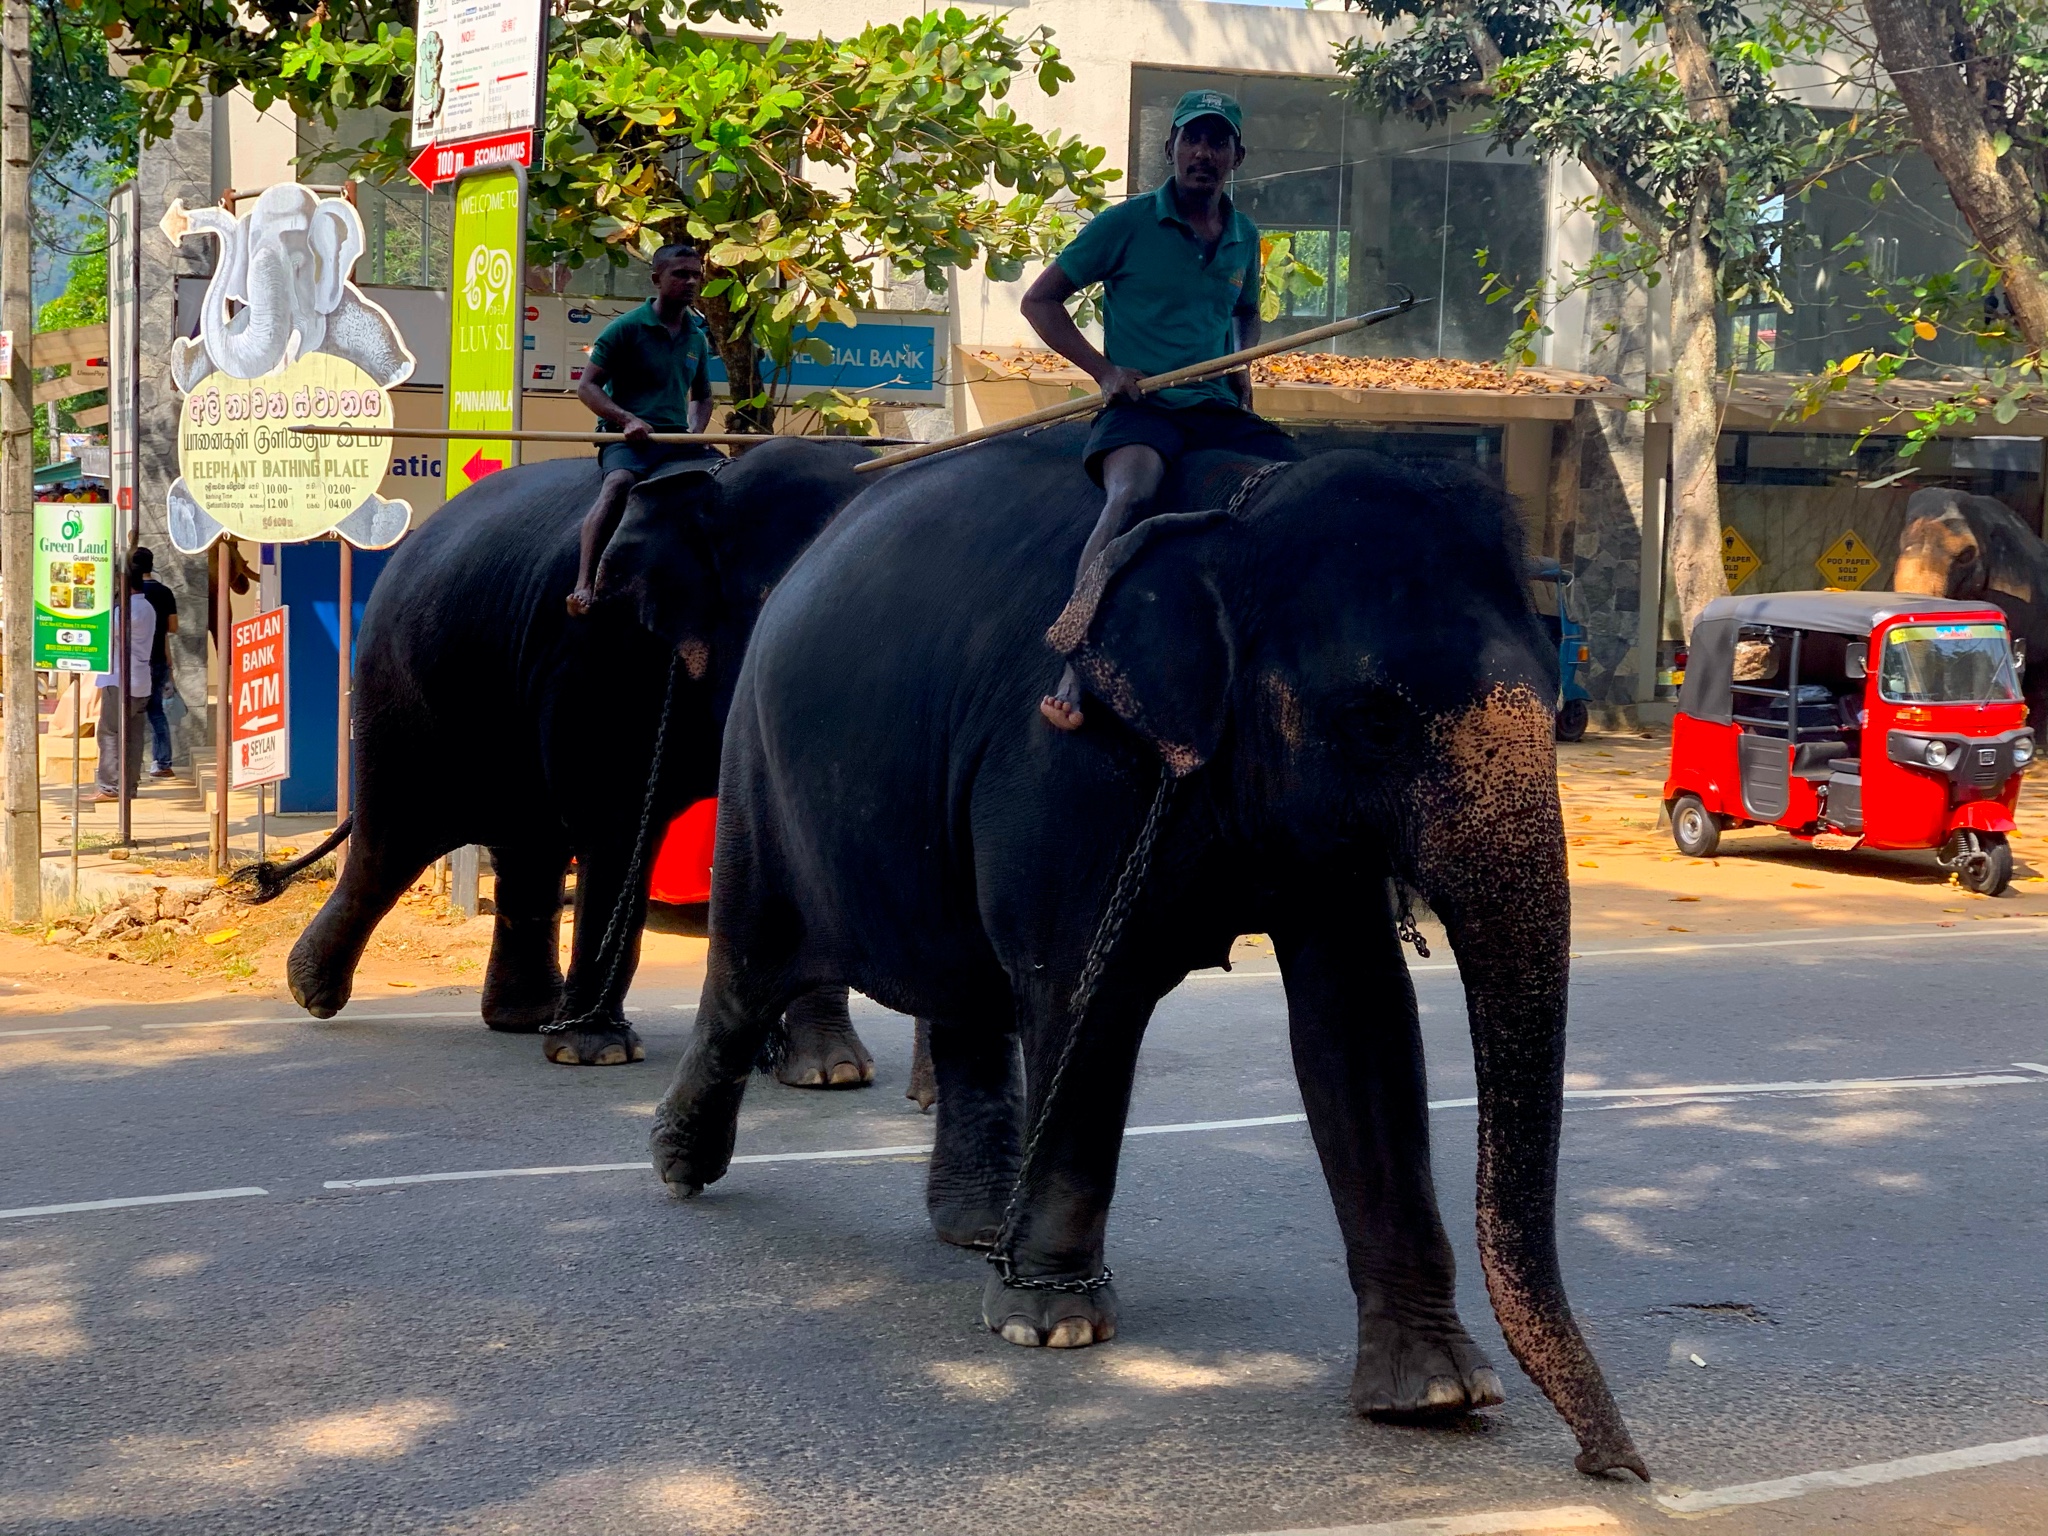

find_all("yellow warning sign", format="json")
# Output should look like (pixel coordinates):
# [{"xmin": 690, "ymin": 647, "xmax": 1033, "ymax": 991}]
[
  {"xmin": 1721, "ymin": 526, "xmax": 1761, "ymax": 591},
  {"xmin": 1816, "ymin": 529, "xmax": 1881, "ymax": 590}
]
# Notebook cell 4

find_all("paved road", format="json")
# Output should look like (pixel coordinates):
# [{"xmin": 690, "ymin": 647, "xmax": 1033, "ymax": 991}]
[{"xmin": 2, "ymin": 924, "xmax": 2046, "ymax": 1534}]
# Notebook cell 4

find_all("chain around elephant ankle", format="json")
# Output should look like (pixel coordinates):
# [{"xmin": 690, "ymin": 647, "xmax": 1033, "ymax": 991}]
[{"xmin": 988, "ymin": 1254, "xmax": 1116, "ymax": 1294}]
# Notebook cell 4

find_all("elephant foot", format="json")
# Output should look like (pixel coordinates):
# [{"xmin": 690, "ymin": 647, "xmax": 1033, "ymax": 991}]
[
  {"xmin": 541, "ymin": 1023, "xmax": 646, "ymax": 1066},
  {"xmin": 773, "ymin": 1017, "xmax": 875, "ymax": 1089},
  {"xmin": 928, "ymin": 1198, "xmax": 1004, "ymax": 1250},
  {"xmin": 286, "ymin": 936, "xmax": 351, "ymax": 1020},
  {"xmin": 482, "ymin": 998, "xmax": 561, "ymax": 1034},
  {"xmin": 1349, "ymin": 1313, "xmax": 1504, "ymax": 1418},
  {"xmin": 650, "ymin": 1075, "xmax": 749, "ymax": 1196},
  {"xmin": 981, "ymin": 1272, "xmax": 1117, "ymax": 1349}
]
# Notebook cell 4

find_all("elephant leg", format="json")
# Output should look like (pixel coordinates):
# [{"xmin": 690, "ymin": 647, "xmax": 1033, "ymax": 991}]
[
  {"xmin": 771, "ymin": 984, "xmax": 875, "ymax": 1089},
  {"xmin": 287, "ymin": 809, "xmax": 438, "ymax": 1019},
  {"xmin": 906, "ymin": 1017, "xmax": 937, "ymax": 1111},
  {"xmin": 481, "ymin": 842, "xmax": 569, "ymax": 1034},
  {"xmin": 1273, "ymin": 897, "xmax": 1503, "ymax": 1419},
  {"xmin": 542, "ymin": 841, "xmax": 648, "ymax": 1067},
  {"xmin": 651, "ymin": 940, "xmax": 805, "ymax": 1196},
  {"xmin": 979, "ymin": 982, "xmax": 1149, "ymax": 1351},
  {"xmin": 925, "ymin": 1013, "xmax": 1023, "ymax": 1249}
]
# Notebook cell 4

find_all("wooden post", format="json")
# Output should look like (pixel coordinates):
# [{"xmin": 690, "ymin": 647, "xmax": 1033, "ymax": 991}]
[
  {"xmin": 0, "ymin": 0, "xmax": 39, "ymax": 920},
  {"xmin": 211, "ymin": 546, "xmax": 231, "ymax": 872},
  {"xmin": 449, "ymin": 844, "xmax": 479, "ymax": 917},
  {"xmin": 335, "ymin": 538, "xmax": 352, "ymax": 878}
]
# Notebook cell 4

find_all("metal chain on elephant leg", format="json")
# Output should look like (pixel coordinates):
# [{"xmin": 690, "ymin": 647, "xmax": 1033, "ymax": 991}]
[
  {"xmin": 988, "ymin": 763, "xmax": 1176, "ymax": 1295},
  {"xmin": 1392, "ymin": 879, "xmax": 1431, "ymax": 959},
  {"xmin": 541, "ymin": 651, "xmax": 685, "ymax": 1037}
]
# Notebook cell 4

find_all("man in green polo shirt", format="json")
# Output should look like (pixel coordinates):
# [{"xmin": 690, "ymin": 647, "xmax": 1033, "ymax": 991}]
[
  {"xmin": 566, "ymin": 241, "xmax": 719, "ymax": 617},
  {"xmin": 1021, "ymin": 88, "xmax": 1297, "ymax": 730}
]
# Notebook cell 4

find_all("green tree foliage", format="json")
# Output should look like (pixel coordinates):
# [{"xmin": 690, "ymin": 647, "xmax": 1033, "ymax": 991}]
[{"xmin": 89, "ymin": 0, "xmax": 1115, "ymax": 428}]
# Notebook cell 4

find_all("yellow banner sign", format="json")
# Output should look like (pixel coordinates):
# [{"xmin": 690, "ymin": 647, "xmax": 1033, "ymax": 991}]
[
  {"xmin": 1721, "ymin": 526, "xmax": 1761, "ymax": 591},
  {"xmin": 1816, "ymin": 529, "xmax": 1880, "ymax": 590},
  {"xmin": 177, "ymin": 354, "xmax": 398, "ymax": 542}
]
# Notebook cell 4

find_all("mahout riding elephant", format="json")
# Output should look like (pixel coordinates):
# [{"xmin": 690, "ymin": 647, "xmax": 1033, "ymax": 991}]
[
  {"xmin": 1893, "ymin": 485, "xmax": 2048, "ymax": 730},
  {"xmin": 650, "ymin": 426, "xmax": 1647, "ymax": 1479},
  {"xmin": 279, "ymin": 444, "xmax": 881, "ymax": 1081}
]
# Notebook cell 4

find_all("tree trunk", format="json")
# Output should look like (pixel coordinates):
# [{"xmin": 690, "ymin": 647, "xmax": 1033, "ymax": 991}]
[
  {"xmin": 1866, "ymin": 0, "xmax": 2048, "ymax": 349},
  {"xmin": 1667, "ymin": 212, "xmax": 1728, "ymax": 638},
  {"xmin": 697, "ymin": 287, "xmax": 777, "ymax": 436}
]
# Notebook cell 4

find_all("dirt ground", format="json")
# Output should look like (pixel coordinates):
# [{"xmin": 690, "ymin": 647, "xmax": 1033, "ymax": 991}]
[{"xmin": 4, "ymin": 723, "xmax": 2042, "ymax": 1016}]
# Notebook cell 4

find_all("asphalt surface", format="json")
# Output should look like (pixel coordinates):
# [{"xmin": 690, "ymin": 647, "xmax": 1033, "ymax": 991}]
[{"xmin": 3, "ymin": 923, "xmax": 2046, "ymax": 1534}]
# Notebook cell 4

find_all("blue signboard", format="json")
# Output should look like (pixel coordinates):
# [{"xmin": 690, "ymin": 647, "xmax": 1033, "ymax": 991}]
[{"xmin": 705, "ymin": 316, "xmax": 942, "ymax": 404}]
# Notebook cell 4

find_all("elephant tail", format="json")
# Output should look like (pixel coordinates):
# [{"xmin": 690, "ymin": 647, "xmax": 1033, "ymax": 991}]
[{"xmin": 231, "ymin": 817, "xmax": 354, "ymax": 904}]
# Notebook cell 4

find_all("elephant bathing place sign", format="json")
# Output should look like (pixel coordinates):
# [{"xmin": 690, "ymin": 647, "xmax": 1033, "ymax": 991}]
[{"xmin": 161, "ymin": 186, "xmax": 418, "ymax": 554}]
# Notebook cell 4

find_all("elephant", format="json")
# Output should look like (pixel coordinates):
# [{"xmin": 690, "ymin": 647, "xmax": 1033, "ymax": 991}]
[
  {"xmin": 278, "ymin": 444, "xmax": 882, "ymax": 1082},
  {"xmin": 1893, "ymin": 485, "xmax": 2048, "ymax": 730},
  {"xmin": 649, "ymin": 427, "xmax": 1648, "ymax": 1479}
]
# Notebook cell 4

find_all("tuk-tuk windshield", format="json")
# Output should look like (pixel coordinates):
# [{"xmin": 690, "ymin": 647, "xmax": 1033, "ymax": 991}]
[{"xmin": 1879, "ymin": 623, "xmax": 2022, "ymax": 704}]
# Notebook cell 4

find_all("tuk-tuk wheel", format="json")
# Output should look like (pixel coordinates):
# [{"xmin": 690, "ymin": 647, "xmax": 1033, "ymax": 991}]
[
  {"xmin": 1953, "ymin": 832, "xmax": 2013, "ymax": 896},
  {"xmin": 1555, "ymin": 699, "xmax": 1589, "ymax": 743},
  {"xmin": 1670, "ymin": 793, "xmax": 1720, "ymax": 858}
]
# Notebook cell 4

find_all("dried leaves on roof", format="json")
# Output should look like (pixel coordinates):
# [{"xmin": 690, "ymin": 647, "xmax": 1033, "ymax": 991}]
[{"xmin": 969, "ymin": 348, "xmax": 1602, "ymax": 394}]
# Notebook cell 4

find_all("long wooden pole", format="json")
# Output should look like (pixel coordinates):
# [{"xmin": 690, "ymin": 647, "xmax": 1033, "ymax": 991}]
[
  {"xmin": 0, "ymin": 0, "xmax": 38, "ymax": 919},
  {"xmin": 290, "ymin": 426, "xmax": 914, "ymax": 447},
  {"xmin": 335, "ymin": 539, "xmax": 352, "ymax": 879},
  {"xmin": 854, "ymin": 295, "xmax": 1426, "ymax": 475}
]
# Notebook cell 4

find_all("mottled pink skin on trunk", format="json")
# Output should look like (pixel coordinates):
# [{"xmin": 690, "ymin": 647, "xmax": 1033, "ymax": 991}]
[{"xmin": 1409, "ymin": 682, "xmax": 1648, "ymax": 1481}]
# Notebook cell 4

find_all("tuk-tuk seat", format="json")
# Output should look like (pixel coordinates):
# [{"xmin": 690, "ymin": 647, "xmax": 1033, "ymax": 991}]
[{"xmin": 1791, "ymin": 740, "xmax": 1851, "ymax": 780}]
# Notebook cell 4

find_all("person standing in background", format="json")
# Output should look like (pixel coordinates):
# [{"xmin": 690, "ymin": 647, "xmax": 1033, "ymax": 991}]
[
  {"xmin": 90, "ymin": 584, "xmax": 156, "ymax": 804},
  {"xmin": 132, "ymin": 548, "xmax": 179, "ymax": 779}
]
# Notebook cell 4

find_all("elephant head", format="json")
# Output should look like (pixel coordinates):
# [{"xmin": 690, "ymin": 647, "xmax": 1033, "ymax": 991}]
[
  {"xmin": 1895, "ymin": 486, "xmax": 2038, "ymax": 606},
  {"xmin": 593, "ymin": 442, "xmax": 867, "ymax": 712},
  {"xmin": 168, "ymin": 189, "xmax": 413, "ymax": 390},
  {"xmin": 1051, "ymin": 449, "xmax": 1643, "ymax": 1478}
]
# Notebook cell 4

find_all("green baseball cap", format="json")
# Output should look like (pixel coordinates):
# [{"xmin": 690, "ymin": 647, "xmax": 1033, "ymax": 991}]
[{"xmin": 1171, "ymin": 88, "xmax": 1243, "ymax": 139}]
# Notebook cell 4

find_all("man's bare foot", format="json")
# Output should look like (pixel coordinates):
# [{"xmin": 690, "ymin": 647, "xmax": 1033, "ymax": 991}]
[
  {"xmin": 565, "ymin": 587, "xmax": 593, "ymax": 618},
  {"xmin": 1039, "ymin": 665, "xmax": 1084, "ymax": 731}
]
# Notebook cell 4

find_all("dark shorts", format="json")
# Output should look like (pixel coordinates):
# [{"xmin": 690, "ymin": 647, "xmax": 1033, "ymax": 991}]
[
  {"xmin": 1083, "ymin": 397, "xmax": 1298, "ymax": 485},
  {"xmin": 598, "ymin": 437, "xmax": 722, "ymax": 479}
]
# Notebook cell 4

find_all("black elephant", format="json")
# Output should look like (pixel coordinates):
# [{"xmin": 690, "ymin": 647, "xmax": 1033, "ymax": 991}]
[
  {"xmin": 649, "ymin": 427, "xmax": 1647, "ymax": 1479},
  {"xmin": 1893, "ymin": 485, "xmax": 2048, "ymax": 730},
  {"xmin": 282, "ymin": 444, "xmax": 880, "ymax": 1080}
]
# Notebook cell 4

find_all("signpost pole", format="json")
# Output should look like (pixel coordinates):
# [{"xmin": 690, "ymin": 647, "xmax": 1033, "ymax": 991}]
[
  {"xmin": 69, "ymin": 685, "xmax": 78, "ymax": 905},
  {"xmin": 336, "ymin": 538, "xmax": 351, "ymax": 877},
  {"xmin": 212, "ymin": 549, "xmax": 230, "ymax": 873},
  {"xmin": 1, "ymin": 0, "xmax": 39, "ymax": 921}
]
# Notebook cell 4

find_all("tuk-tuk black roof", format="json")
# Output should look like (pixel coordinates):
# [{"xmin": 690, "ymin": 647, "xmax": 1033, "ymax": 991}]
[
  {"xmin": 1694, "ymin": 591, "xmax": 2004, "ymax": 637},
  {"xmin": 1679, "ymin": 591, "xmax": 2010, "ymax": 725}
]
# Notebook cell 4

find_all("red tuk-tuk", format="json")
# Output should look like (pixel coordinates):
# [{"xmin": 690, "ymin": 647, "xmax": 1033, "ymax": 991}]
[{"xmin": 1664, "ymin": 591, "xmax": 2035, "ymax": 894}]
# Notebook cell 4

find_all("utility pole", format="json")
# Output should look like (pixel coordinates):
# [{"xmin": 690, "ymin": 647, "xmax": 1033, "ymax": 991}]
[{"xmin": 1, "ymin": 0, "xmax": 38, "ymax": 922}]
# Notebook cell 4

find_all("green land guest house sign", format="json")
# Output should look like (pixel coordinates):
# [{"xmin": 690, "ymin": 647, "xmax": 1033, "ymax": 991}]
[
  {"xmin": 33, "ymin": 498, "xmax": 115, "ymax": 673},
  {"xmin": 446, "ymin": 165, "xmax": 526, "ymax": 500}
]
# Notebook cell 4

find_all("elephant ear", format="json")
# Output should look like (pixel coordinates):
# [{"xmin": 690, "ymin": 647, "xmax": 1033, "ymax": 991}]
[
  {"xmin": 594, "ymin": 465, "xmax": 725, "ymax": 674},
  {"xmin": 306, "ymin": 201, "xmax": 366, "ymax": 316},
  {"xmin": 1048, "ymin": 509, "xmax": 1241, "ymax": 776}
]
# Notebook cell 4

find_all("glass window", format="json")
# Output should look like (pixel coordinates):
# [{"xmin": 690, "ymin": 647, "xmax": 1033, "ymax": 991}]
[
  {"xmin": 1129, "ymin": 67, "xmax": 1546, "ymax": 361},
  {"xmin": 1880, "ymin": 623, "xmax": 2021, "ymax": 703}
]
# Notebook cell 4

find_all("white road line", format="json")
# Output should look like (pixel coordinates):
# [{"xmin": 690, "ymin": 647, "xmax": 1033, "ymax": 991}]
[
  {"xmin": 138, "ymin": 1016, "xmax": 275, "ymax": 1030},
  {"xmin": 1220, "ymin": 1506, "xmax": 1617, "ymax": 1536},
  {"xmin": 0, "ymin": 1186, "xmax": 267, "ymax": 1221},
  {"xmin": 1658, "ymin": 1432, "xmax": 2048, "ymax": 1514},
  {"xmin": 136, "ymin": 1010, "xmax": 482, "ymax": 1031},
  {"xmin": 0, "ymin": 1024, "xmax": 113, "ymax": 1038},
  {"xmin": 2014, "ymin": 1061, "xmax": 2048, "ymax": 1076},
  {"xmin": 315, "ymin": 1068, "xmax": 2042, "ymax": 1192}
]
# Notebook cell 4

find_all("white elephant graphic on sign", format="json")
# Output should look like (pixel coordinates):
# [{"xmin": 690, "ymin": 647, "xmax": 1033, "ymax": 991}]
[{"xmin": 163, "ymin": 185, "xmax": 418, "ymax": 554}]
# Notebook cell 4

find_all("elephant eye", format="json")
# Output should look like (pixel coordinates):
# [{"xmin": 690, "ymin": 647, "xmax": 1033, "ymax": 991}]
[{"xmin": 1330, "ymin": 694, "xmax": 1418, "ymax": 761}]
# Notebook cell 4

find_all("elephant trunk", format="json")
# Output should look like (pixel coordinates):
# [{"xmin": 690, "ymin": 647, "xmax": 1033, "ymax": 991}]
[
  {"xmin": 204, "ymin": 237, "xmax": 296, "ymax": 380},
  {"xmin": 1409, "ymin": 682, "xmax": 1647, "ymax": 1480}
]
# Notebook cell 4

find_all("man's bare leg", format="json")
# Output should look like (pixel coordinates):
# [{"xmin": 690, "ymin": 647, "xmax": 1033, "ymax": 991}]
[
  {"xmin": 1042, "ymin": 444, "xmax": 1165, "ymax": 731},
  {"xmin": 566, "ymin": 468, "xmax": 642, "ymax": 617}
]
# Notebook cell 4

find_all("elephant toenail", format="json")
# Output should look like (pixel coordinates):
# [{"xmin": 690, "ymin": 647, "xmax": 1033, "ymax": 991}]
[
  {"xmin": 999, "ymin": 1320, "xmax": 1043, "ymax": 1347},
  {"xmin": 1422, "ymin": 1377, "xmax": 1465, "ymax": 1409},
  {"xmin": 630, "ymin": 1042, "xmax": 646, "ymax": 1062},
  {"xmin": 1045, "ymin": 1318, "xmax": 1095, "ymax": 1349},
  {"xmin": 664, "ymin": 1179, "xmax": 703, "ymax": 1200},
  {"xmin": 1468, "ymin": 1368, "xmax": 1505, "ymax": 1406},
  {"xmin": 595, "ymin": 1044, "xmax": 626, "ymax": 1065},
  {"xmin": 827, "ymin": 1062, "xmax": 862, "ymax": 1085}
]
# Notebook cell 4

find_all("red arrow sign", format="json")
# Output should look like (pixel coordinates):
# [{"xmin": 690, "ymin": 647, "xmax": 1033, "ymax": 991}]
[
  {"xmin": 408, "ymin": 130, "xmax": 534, "ymax": 190},
  {"xmin": 462, "ymin": 448, "xmax": 507, "ymax": 483}
]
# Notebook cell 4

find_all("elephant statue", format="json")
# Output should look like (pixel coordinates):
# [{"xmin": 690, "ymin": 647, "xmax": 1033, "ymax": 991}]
[
  {"xmin": 650, "ymin": 428, "xmax": 1647, "ymax": 1479},
  {"xmin": 275, "ymin": 445, "xmax": 882, "ymax": 1082},
  {"xmin": 166, "ymin": 187, "xmax": 415, "ymax": 391},
  {"xmin": 1894, "ymin": 485, "xmax": 2048, "ymax": 731}
]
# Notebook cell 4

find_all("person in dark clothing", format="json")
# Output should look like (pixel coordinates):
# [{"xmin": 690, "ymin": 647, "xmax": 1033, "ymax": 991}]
[
  {"xmin": 132, "ymin": 547, "xmax": 179, "ymax": 778},
  {"xmin": 566, "ymin": 242, "xmax": 719, "ymax": 617},
  {"xmin": 1018, "ymin": 89, "xmax": 1296, "ymax": 731}
]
